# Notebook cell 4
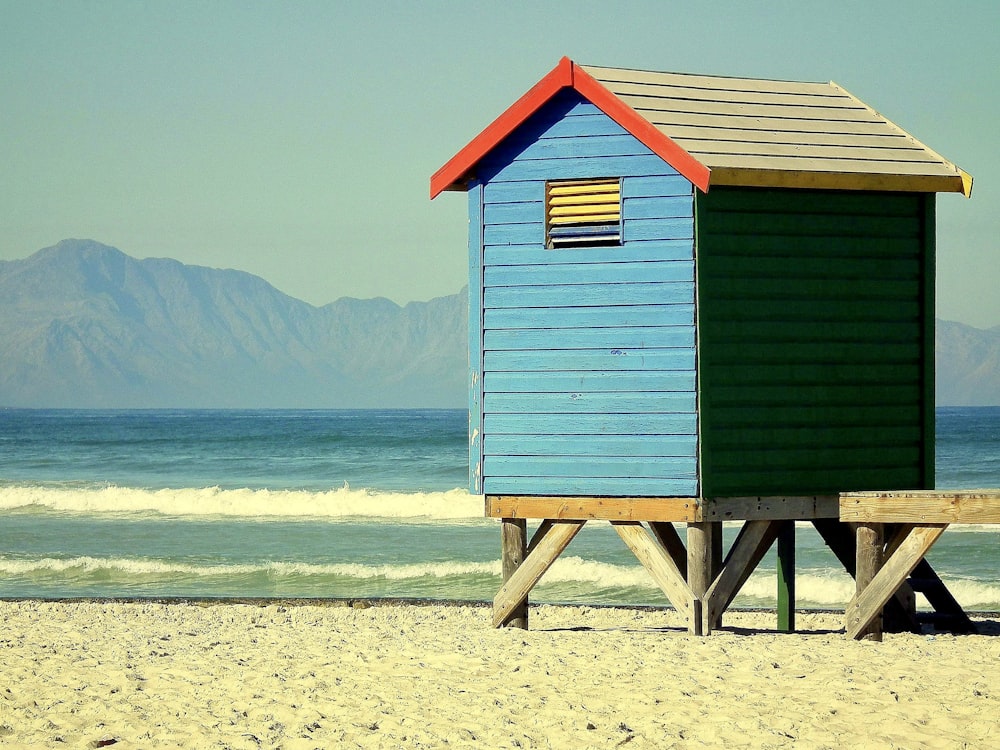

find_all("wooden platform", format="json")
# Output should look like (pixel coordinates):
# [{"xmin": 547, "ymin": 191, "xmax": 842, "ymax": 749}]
[
  {"xmin": 488, "ymin": 491, "xmax": 999, "ymax": 638},
  {"xmin": 840, "ymin": 491, "xmax": 1000, "ymax": 640},
  {"xmin": 488, "ymin": 494, "xmax": 838, "ymax": 634}
]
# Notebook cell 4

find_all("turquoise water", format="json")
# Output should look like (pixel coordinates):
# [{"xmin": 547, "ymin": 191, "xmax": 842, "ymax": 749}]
[{"xmin": 1, "ymin": 407, "xmax": 998, "ymax": 609}]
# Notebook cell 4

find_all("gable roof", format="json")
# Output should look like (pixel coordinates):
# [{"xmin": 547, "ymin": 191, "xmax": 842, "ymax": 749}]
[{"xmin": 431, "ymin": 57, "xmax": 972, "ymax": 199}]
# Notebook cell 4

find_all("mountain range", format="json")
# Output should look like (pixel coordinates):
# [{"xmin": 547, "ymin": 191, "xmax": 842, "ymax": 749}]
[
  {"xmin": 1, "ymin": 239, "xmax": 998, "ymax": 407},
  {"xmin": 0, "ymin": 240, "xmax": 466, "ymax": 408}
]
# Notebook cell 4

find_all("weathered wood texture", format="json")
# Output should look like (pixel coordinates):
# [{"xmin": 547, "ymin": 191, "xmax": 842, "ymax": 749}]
[
  {"xmin": 700, "ymin": 495, "xmax": 839, "ymax": 520},
  {"xmin": 612, "ymin": 522, "xmax": 698, "ymax": 632},
  {"xmin": 696, "ymin": 188, "xmax": 933, "ymax": 497},
  {"xmin": 845, "ymin": 524, "xmax": 947, "ymax": 640},
  {"xmin": 854, "ymin": 523, "xmax": 884, "ymax": 641},
  {"xmin": 468, "ymin": 183, "xmax": 485, "ymax": 493},
  {"xmin": 493, "ymin": 521, "xmax": 585, "ymax": 628},
  {"xmin": 703, "ymin": 520, "xmax": 782, "ymax": 632},
  {"xmin": 811, "ymin": 519, "xmax": 919, "ymax": 633},
  {"xmin": 841, "ymin": 491, "xmax": 1000, "ymax": 523},
  {"xmin": 686, "ymin": 522, "xmax": 722, "ymax": 630},
  {"xmin": 500, "ymin": 519, "xmax": 528, "ymax": 628},
  {"xmin": 580, "ymin": 65, "xmax": 968, "ymax": 195},
  {"xmin": 648, "ymin": 521, "xmax": 688, "ymax": 578},
  {"xmin": 777, "ymin": 521, "xmax": 796, "ymax": 633},
  {"xmin": 485, "ymin": 496, "xmax": 699, "ymax": 522},
  {"xmin": 474, "ymin": 90, "xmax": 699, "ymax": 498}
]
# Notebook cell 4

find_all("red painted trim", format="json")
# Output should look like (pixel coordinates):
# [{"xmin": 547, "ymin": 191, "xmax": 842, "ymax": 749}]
[
  {"xmin": 430, "ymin": 57, "xmax": 712, "ymax": 198},
  {"xmin": 430, "ymin": 57, "xmax": 574, "ymax": 198},
  {"xmin": 571, "ymin": 64, "xmax": 711, "ymax": 193}
]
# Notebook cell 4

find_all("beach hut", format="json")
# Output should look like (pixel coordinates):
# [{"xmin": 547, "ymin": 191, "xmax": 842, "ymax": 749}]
[{"xmin": 431, "ymin": 58, "xmax": 972, "ymax": 633}]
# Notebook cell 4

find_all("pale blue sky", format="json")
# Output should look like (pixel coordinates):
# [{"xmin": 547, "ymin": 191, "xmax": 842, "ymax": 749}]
[{"xmin": 2, "ymin": 1, "xmax": 997, "ymax": 326}]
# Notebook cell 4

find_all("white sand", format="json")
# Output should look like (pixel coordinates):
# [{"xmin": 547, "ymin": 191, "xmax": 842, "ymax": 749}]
[{"xmin": 0, "ymin": 601, "xmax": 997, "ymax": 749}]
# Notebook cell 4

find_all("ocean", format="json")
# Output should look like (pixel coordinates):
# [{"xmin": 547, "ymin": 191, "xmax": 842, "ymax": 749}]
[{"xmin": 1, "ymin": 407, "xmax": 998, "ymax": 610}]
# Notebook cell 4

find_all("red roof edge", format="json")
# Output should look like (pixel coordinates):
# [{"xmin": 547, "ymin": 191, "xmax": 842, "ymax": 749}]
[
  {"xmin": 430, "ymin": 57, "xmax": 574, "ymax": 199},
  {"xmin": 570, "ymin": 64, "xmax": 711, "ymax": 193},
  {"xmin": 429, "ymin": 57, "xmax": 711, "ymax": 198}
]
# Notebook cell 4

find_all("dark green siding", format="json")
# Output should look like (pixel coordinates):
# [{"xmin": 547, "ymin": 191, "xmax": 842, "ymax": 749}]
[{"xmin": 696, "ymin": 188, "xmax": 934, "ymax": 497}]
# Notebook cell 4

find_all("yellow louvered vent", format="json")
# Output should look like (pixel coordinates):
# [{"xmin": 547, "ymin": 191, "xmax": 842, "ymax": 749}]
[{"xmin": 545, "ymin": 178, "xmax": 622, "ymax": 248}]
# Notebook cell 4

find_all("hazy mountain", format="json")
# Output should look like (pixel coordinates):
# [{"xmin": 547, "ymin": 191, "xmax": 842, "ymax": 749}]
[
  {"xmin": 0, "ymin": 240, "xmax": 466, "ymax": 408},
  {"xmin": 1, "ymin": 239, "xmax": 997, "ymax": 408},
  {"xmin": 936, "ymin": 319, "xmax": 1000, "ymax": 406}
]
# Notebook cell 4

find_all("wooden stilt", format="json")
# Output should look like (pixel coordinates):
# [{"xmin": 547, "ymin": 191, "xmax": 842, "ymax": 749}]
[
  {"xmin": 776, "ymin": 521, "xmax": 795, "ymax": 633},
  {"xmin": 612, "ymin": 522, "xmax": 700, "ymax": 633},
  {"xmin": 500, "ymin": 518, "xmax": 528, "ymax": 629},
  {"xmin": 846, "ymin": 524, "xmax": 947, "ymax": 640},
  {"xmin": 853, "ymin": 522, "xmax": 884, "ymax": 641},
  {"xmin": 687, "ymin": 521, "xmax": 722, "ymax": 630},
  {"xmin": 704, "ymin": 520, "xmax": 781, "ymax": 632},
  {"xmin": 811, "ymin": 519, "xmax": 920, "ymax": 633},
  {"xmin": 648, "ymin": 521, "xmax": 687, "ymax": 579},
  {"xmin": 908, "ymin": 558, "xmax": 975, "ymax": 633},
  {"xmin": 493, "ymin": 520, "xmax": 585, "ymax": 628}
]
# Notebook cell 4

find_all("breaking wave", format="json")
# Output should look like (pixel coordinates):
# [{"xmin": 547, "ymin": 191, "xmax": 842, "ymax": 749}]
[{"xmin": 0, "ymin": 484, "xmax": 481, "ymax": 522}]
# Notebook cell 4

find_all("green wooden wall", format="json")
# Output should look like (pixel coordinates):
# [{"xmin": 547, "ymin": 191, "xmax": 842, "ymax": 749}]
[{"xmin": 696, "ymin": 187, "xmax": 935, "ymax": 497}]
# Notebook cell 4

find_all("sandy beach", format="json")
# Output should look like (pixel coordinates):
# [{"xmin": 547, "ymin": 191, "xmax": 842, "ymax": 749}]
[{"xmin": 0, "ymin": 601, "xmax": 997, "ymax": 749}]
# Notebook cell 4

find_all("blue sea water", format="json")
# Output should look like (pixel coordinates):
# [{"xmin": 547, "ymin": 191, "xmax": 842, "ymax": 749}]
[{"xmin": 1, "ymin": 407, "xmax": 998, "ymax": 610}]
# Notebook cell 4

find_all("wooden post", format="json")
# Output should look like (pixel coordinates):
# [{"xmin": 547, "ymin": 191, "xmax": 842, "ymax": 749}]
[
  {"xmin": 493, "ymin": 520, "xmax": 585, "ymax": 628},
  {"xmin": 687, "ymin": 521, "xmax": 721, "ymax": 631},
  {"xmin": 776, "ymin": 520, "xmax": 795, "ymax": 632},
  {"xmin": 853, "ymin": 522, "xmax": 884, "ymax": 641},
  {"xmin": 500, "ymin": 518, "xmax": 528, "ymax": 629},
  {"xmin": 703, "ymin": 520, "xmax": 781, "ymax": 631},
  {"xmin": 612, "ymin": 522, "xmax": 700, "ymax": 634}
]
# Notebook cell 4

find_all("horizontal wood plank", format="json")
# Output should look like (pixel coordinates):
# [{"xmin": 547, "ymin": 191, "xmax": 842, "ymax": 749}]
[
  {"xmin": 484, "ymin": 325, "xmax": 695, "ymax": 351},
  {"xmin": 484, "ymin": 433, "xmax": 698, "ymax": 457},
  {"xmin": 483, "ymin": 390, "xmax": 697, "ymax": 414},
  {"xmin": 484, "ymin": 281, "xmax": 695, "ymax": 309},
  {"xmin": 483, "ymin": 260, "xmax": 694, "ymax": 287},
  {"xmin": 485, "ymin": 454, "xmax": 697, "ymax": 480},
  {"xmin": 484, "ymin": 303, "xmax": 695, "ymax": 330},
  {"xmin": 484, "ymin": 239, "xmax": 693, "ymax": 266},
  {"xmin": 582, "ymin": 65, "xmax": 838, "ymax": 97},
  {"xmin": 840, "ymin": 492, "xmax": 1000, "ymax": 523},
  {"xmin": 484, "ymin": 412, "xmax": 697, "ymax": 435},
  {"xmin": 700, "ymin": 496, "xmax": 839, "ymax": 521},
  {"xmin": 485, "ymin": 496, "xmax": 700, "ymax": 521},
  {"xmin": 483, "ymin": 477, "xmax": 699, "ymax": 496},
  {"xmin": 483, "ymin": 370, "xmax": 696, "ymax": 394},
  {"xmin": 484, "ymin": 348, "xmax": 696, "ymax": 372}
]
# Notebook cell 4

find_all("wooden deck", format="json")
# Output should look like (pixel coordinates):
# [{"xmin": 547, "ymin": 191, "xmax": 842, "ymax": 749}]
[
  {"xmin": 840, "ymin": 491, "xmax": 1000, "ymax": 640},
  {"xmin": 488, "ymin": 491, "xmax": 999, "ymax": 638}
]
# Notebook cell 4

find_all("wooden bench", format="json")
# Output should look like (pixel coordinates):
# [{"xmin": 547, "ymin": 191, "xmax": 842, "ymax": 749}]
[{"xmin": 840, "ymin": 491, "xmax": 1000, "ymax": 640}]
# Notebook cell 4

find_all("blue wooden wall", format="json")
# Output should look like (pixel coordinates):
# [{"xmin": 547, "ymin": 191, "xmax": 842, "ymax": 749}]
[{"xmin": 470, "ymin": 91, "xmax": 698, "ymax": 496}]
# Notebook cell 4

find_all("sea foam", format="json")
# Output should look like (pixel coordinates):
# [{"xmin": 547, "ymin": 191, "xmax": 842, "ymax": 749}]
[{"xmin": 0, "ymin": 484, "xmax": 483, "ymax": 521}]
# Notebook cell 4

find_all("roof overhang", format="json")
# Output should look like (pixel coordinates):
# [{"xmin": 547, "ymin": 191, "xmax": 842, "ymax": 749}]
[
  {"xmin": 430, "ymin": 57, "xmax": 711, "ymax": 198},
  {"xmin": 431, "ymin": 58, "xmax": 972, "ymax": 199}
]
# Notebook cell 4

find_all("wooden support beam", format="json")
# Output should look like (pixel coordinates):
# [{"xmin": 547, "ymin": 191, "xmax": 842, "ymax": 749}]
[
  {"xmin": 612, "ymin": 521, "xmax": 700, "ymax": 634},
  {"xmin": 841, "ymin": 491, "xmax": 1000, "ymax": 523},
  {"xmin": 776, "ymin": 521, "xmax": 795, "ymax": 633},
  {"xmin": 687, "ymin": 522, "xmax": 722, "ymax": 630},
  {"xmin": 701, "ymin": 495, "xmax": 839, "ymax": 521},
  {"xmin": 648, "ymin": 521, "xmax": 687, "ymax": 579},
  {"xmin": 703, "ymin": 520, "xmax": 781, "ymax": 633},
  {"xmin": 492, "ymin": 520, "xmax": 585, "ymax": 628},
  {"xmin": 527, "ymin": 519, "xmax": 555, "ymax": 555},
  {"xmin": 811, "ymin": 519, "xmax": 920, "ymax": 633},
  {"xmin": 500, "ymin": 518, "xmax": 528, "ymax": 629},
  {"xmin": 485, "ymin": 496, "xmax": 699, "ymax": 522},
  {"xmin": 854, "ymin": 522, "xmax": 884, "ymax": 641},
  {"xmin": 845, "ymin": 524, "xmax": 947, "ymax": 640},
  {"xmin": 908, "ymin": 558, "xmax": 975, "ymax": 633}
]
